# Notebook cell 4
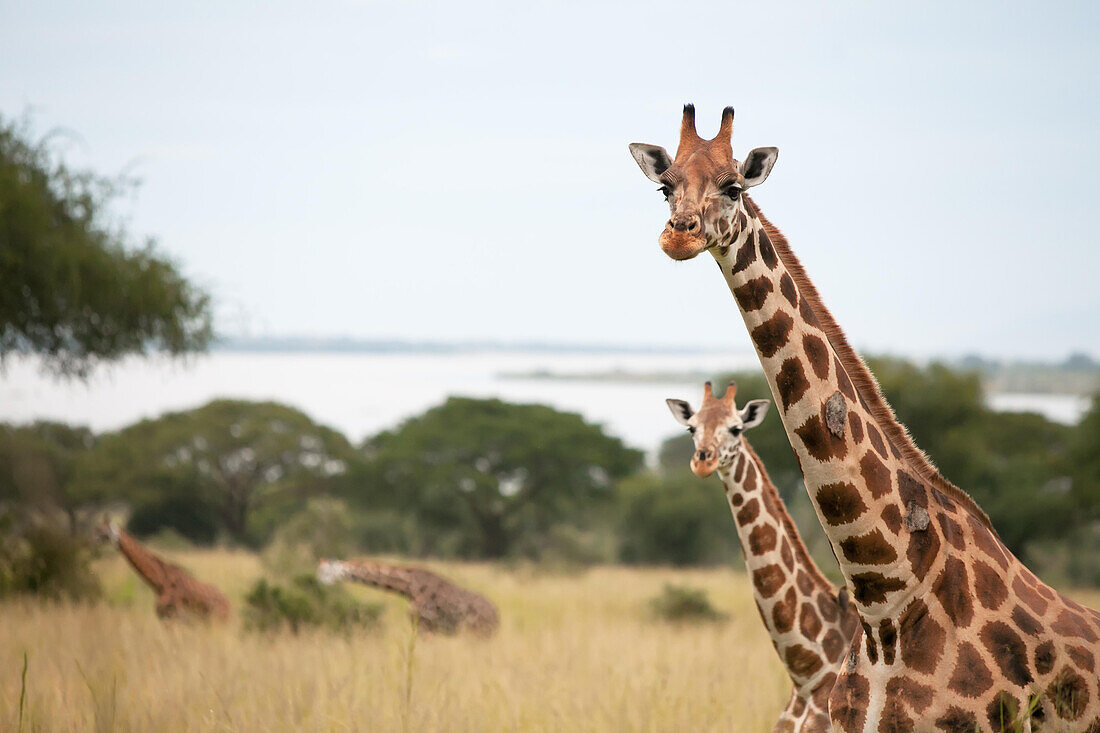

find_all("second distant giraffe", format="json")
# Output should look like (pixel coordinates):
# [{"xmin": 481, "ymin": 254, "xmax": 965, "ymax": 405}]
[{"xmin": 667, "ymin": 381, "xmax": 858, "ymax": 733}]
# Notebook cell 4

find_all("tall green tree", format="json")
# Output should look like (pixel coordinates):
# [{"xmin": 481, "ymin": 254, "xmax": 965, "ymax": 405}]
[
  {"xmin": 0, "ymin": 115, "xmax": 212, "ymax": 377},
  {"xmin": 0, "ymin": 421, "xmax": 96, "ymax": 530},
  {"xmin": 76, "ymin": 400, "xmax": 356, "ymax": 544},
  {"xmin": 356, "ymin": 397, "xmax": 644, "ymax": 559}
]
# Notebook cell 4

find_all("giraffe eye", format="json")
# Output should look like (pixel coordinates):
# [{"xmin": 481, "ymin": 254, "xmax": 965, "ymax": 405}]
[
  {"xmin": 729, "ymin": 426, "xmax": 743, "ymax": 436},
  {"xmin": 658, "ymin": 186, "xmax": 673, "ymax": 200},
  {"xmin": 687, "ymin": 426, "xmax": 696, "ymax": 435},
  {"xmin": 723, "ymin": 186, "xmax": 742, "ymax": 201}
]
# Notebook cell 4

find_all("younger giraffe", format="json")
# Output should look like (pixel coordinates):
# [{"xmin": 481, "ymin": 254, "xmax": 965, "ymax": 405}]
[
  {"xmin": 631, "ymin": 105, "xmax": 1100, "ymax": 731},
  {"xmin": 94, "ymin": 520, "xmax": 230, "ymax": 622},
  {"xmin": 668, "ymin": 381, "xmax": 858, "ymax": 732},
  {"xmin": 317, "ymin": 558, "xmax": 499, "ymax": 636}
]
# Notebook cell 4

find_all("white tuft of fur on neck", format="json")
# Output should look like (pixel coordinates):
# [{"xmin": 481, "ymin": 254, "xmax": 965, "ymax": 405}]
[{"xmin": 316, "ymin": 559, "xmax": 347, "ymax": 585}]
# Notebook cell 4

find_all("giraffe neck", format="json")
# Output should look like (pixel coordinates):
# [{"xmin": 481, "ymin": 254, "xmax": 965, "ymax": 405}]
[
  {"xmin": 114, "ymin": 529, "xmax": 171, "ymax": 594},
  {"xmin": 342, "ymin": 562, "xmax": 415, "ymax": 599},
  {"xmin": 711, "ymin": 196, "xmax": 1004, "ymax": 623},
  {"xmin": 719, "ymin": 440, "xmax": 852, "ymax": 693}
]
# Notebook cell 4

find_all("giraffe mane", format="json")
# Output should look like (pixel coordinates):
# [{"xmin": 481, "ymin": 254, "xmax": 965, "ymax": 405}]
[
  {"xmin": 743, "ymin": 195, "xmax": 999, "ymax": 539},
  {"xmin": 742, "ymin": 438, "xmax": 835, "ymax": 593}
]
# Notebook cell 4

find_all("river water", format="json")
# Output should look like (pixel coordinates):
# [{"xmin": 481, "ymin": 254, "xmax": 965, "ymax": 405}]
[{"xmin": 0, "ymin": 351, "xmax": 1088, "ymax": 454}]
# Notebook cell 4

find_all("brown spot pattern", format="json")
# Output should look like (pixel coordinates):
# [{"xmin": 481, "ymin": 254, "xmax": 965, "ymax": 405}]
[
  {"xmin": 980, "ymin": 620, "xmax": 1033, "ymax": 686},
  {"xmin": 830, "ymin": 672, "xmax": 869, "ymax": 733},
  {"xmin": 822, "ymin": 628, "xmax": 847, "ymax": 663},
  {"xmin": 860, "ymin": 451, "xmax": 892, "ymax": 498},
  {"xmin": 948, "ymin": 642, "xmax": 994, "ymax": 698},
  {"xmin": 802, "ymin": 334, "xmax": 830, "ymax": 380},
  {"xmin": 933, "ymin": 557, "xmax": 974, "ymax": 628},
  {"xmin": 840, "ymin": 528, "xmax": 898, "ymax": 565},
  {"xmin": 899, "ymin": 600, "xmax": 945, "ymax": 674},
  {"xmin": 973, "ymin": 560, "xmax": 1009, "ymax": 611},
  {"xmin": 935, "ymin": 707, "xmax": 979, "ymax": 732},
  {"xmin": 799, "ymin": 603, "xmax": 822, "ymax": 640},
  {"xmin": 867, "ymin": 423, "xmax": 888, "ymax": 457},
  {"xmin": 779, "ymin": 273, "xmax": 798, "ymax": 306},
  {"xmin": 1035, "ymin": 640, "xmax": 1057, "ymax": 675},
  {"xmin": 785, "ymin": 643, "xmax": 824, "ymax": 679},
  {"xmin": 906, "ymin": 518, "xmax": 940, "ymax": 582},
  {"xmin": 851, "ymin": 572, "xmax": 907, "ymax": 605},
  {"xmin": 881, "ymin": 504, "xmax": 903, "ymax": 534},
  {"xmin": 753, "ymin": 564, "xmax": 785, "ymax": 599},
  {"xmin": 879, "ymin": 618, "xmax": 897, "ymax": 665},
  {"xmin": 816, "ymin": 482, "xmax": 867, "ymax": 526},
  {"xmin": 748, "ymin": 524, "xmax": 777, "ymax": 555},
  {"xmin": 736, "ymin": 498, "xmax": 760, "ymax": 525},
  {"xmin": 795, "ymin": 412, "xmax": 847, "ymax": 462},
  {"xmin": 834, "ymin": 356, "xmax": 856, "ymax": 401},
  {"xmin": 733, "ymin": 275, "xmax": 773, "ymax": 312},
  {"xmin": 758, "ymin": 230, "xmax": 778, "ymax": 269},
  {"xmin": 1048, "ymin": 666, "xmax": 1089, "ymax": 720},
  {"xmin": 730, "ymin": 238, "xmax": 757, "ymax": 276},
  {"xmin": 750, "ymin": 310, "xmax": 794, "ymax": 358},
  {"xmin": 937, "ymin": 513, "xmax": 966, "ymax": 551},
  {"xmin": 773, "ymin": 586, "xmax": 797, "ymax": 633},
  {"xmin": 775, "ymin": 358, "xmax": 810, "ymax": 411},
  {"xmin": 849, "ymin": 412, "xmax": 864, "ymax": 445}
]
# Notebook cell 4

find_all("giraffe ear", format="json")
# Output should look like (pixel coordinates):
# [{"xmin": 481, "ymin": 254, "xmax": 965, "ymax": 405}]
[
  {"xmin": 629, "ymin": 143, "xmax": 673, "ymax": 183},
  {"xmin": 666, "ymin": 398, "xmax": 695, "ymax": 426},
  {"xmin": 739, "ymin": 147, "xmax": 778, "ymax": 188},
  {"xmin": 739, "ymin": 399, "xmax": 770, "ymax": 429}
]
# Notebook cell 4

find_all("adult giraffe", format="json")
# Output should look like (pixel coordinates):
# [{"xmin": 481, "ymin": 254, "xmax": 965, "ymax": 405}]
[
  {"xmin": 668, "ymin": 381, "xmax": 859, "ymax": 732},
  {"xmin": 630, "ymin": 106, "xmax": 1100, "ymax": 732}
]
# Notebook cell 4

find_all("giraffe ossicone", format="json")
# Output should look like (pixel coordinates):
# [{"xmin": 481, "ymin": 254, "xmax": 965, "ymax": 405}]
[
  {"xmin": 667, "ymin": 382, "xmax": 858, "ymax": 733},
  {"xmin": 634, "ymin": 106, "xmax": 1100, "ymax": 732}
]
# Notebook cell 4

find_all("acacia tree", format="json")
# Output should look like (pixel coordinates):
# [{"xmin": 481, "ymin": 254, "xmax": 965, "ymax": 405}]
[
  {"xmin": 76, "ymin": 400, "xmax": 356, "ymax": 544},
  {"xmin": 357, "ymin": 397, "xmax": 644, "ymax": 559},
  {"xmin": 0, "ymin": 115, "xmax": 212, "ymax": 377}
]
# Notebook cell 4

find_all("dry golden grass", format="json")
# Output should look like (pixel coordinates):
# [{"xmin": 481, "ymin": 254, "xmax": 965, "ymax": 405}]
[
  {"xmin": 1, "ymin": 550, "xmax": 792, "ymax": 732},
  {"xmin": 8, "ymin": 551, "xmax": 1099, "ymax": 731}
]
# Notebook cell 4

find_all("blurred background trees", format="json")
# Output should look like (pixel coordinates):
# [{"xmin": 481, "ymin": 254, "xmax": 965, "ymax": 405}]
[{"xmin": 349, "ymin": 397, "xmax": 644, "ymax": 559}]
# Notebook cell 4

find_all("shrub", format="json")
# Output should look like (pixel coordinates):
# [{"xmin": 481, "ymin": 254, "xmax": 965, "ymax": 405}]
[
  {"xmin": 648, "ymin": 584, "xmax": 728, "ymax": 624},
  {"xmin": 0, "ymin": 507, "xmax": 101, "ymax": 601},
  {"xmin": 242, "ymin": 574, "xmax": 383, "ymax": 634},
  {"xmin": 261, "ymin": 498, "xmax": 354, "ymax": 576}
]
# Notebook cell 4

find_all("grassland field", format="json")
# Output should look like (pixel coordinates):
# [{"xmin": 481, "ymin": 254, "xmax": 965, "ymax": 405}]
[{"xmin": 4, "ymin": 550, "xmax": 1100, "ymax": 732}]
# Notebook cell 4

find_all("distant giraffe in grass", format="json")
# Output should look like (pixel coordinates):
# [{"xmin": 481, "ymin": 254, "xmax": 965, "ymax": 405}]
[
  {"xmin": 317, "ymin": 558, "xmax": 499, "ymax": 636},
  {"xmin": 94, "ymin": 519, "xmax": 230, "ymax": 622},
  {"xmin": 668, "ymin": 381, "xmax": 858, "ymax": 732}
]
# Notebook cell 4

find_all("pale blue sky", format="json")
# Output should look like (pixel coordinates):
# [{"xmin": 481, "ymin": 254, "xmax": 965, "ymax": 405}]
[{"xmin": 2, "ymin": 1, "xmax": 1097, "ymax": 359}]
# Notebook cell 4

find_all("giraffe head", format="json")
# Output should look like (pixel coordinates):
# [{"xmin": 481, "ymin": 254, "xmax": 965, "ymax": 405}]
[
  {"xmin": 667, "ymin": 381, "xmax": 769, "ymax": 478},
  {"xmin": 91, "ymin": 516, "xmax": 120, "ymax": 546},
  {"xmin": 629, "ymin": 105, "xmax": 778, "ymax": 260},
  {"xmin": 316, "ymin": 558, "xmax": 348, "ymax": 585}
]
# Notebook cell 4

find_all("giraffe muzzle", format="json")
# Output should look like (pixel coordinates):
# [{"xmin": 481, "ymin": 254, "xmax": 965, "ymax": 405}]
[
  {"xmin": 659, "ymin": 224, "xmax": 708, "ymax": 261},
  {"xmin": 691, "ymin": 448, "xmax": 718, "ymax": 477}
]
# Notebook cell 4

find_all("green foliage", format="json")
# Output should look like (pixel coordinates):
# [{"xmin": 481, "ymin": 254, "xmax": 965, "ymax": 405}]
[
  {"xmin": 0, "ymin": 115, "xmax": 212, "ymax": 378},
  {"xmin": 617, "ymin": 470, "xmax": 739, "ymax": 566},
  {"xmin": 76, "ymin": 400, "xmax": 357, "ymax": 544},
  {"xmin": 1068, "ymin": 394, "xmax": 1100, "ymax": 521},
  {"xmin": 0, "ymin": 421, "xmax": 96, "ymax": 515},
  {"xmin": 242, "ymin": 574, "xmax": 383, "ymax": 634},
  {"xmin": 356, "ymin": 397, "xmax": 644, "ymax": 559},
  {"xmin": 261, "ymin": 498, "xmax": 355, "ymax": 575},
  {"xmin": 648, "ymin": 584, "xmax": 728, "ymax": 623},
  {"xmin": 0, "ymin": 507, "xmax": 100, "ymax": 601}
]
